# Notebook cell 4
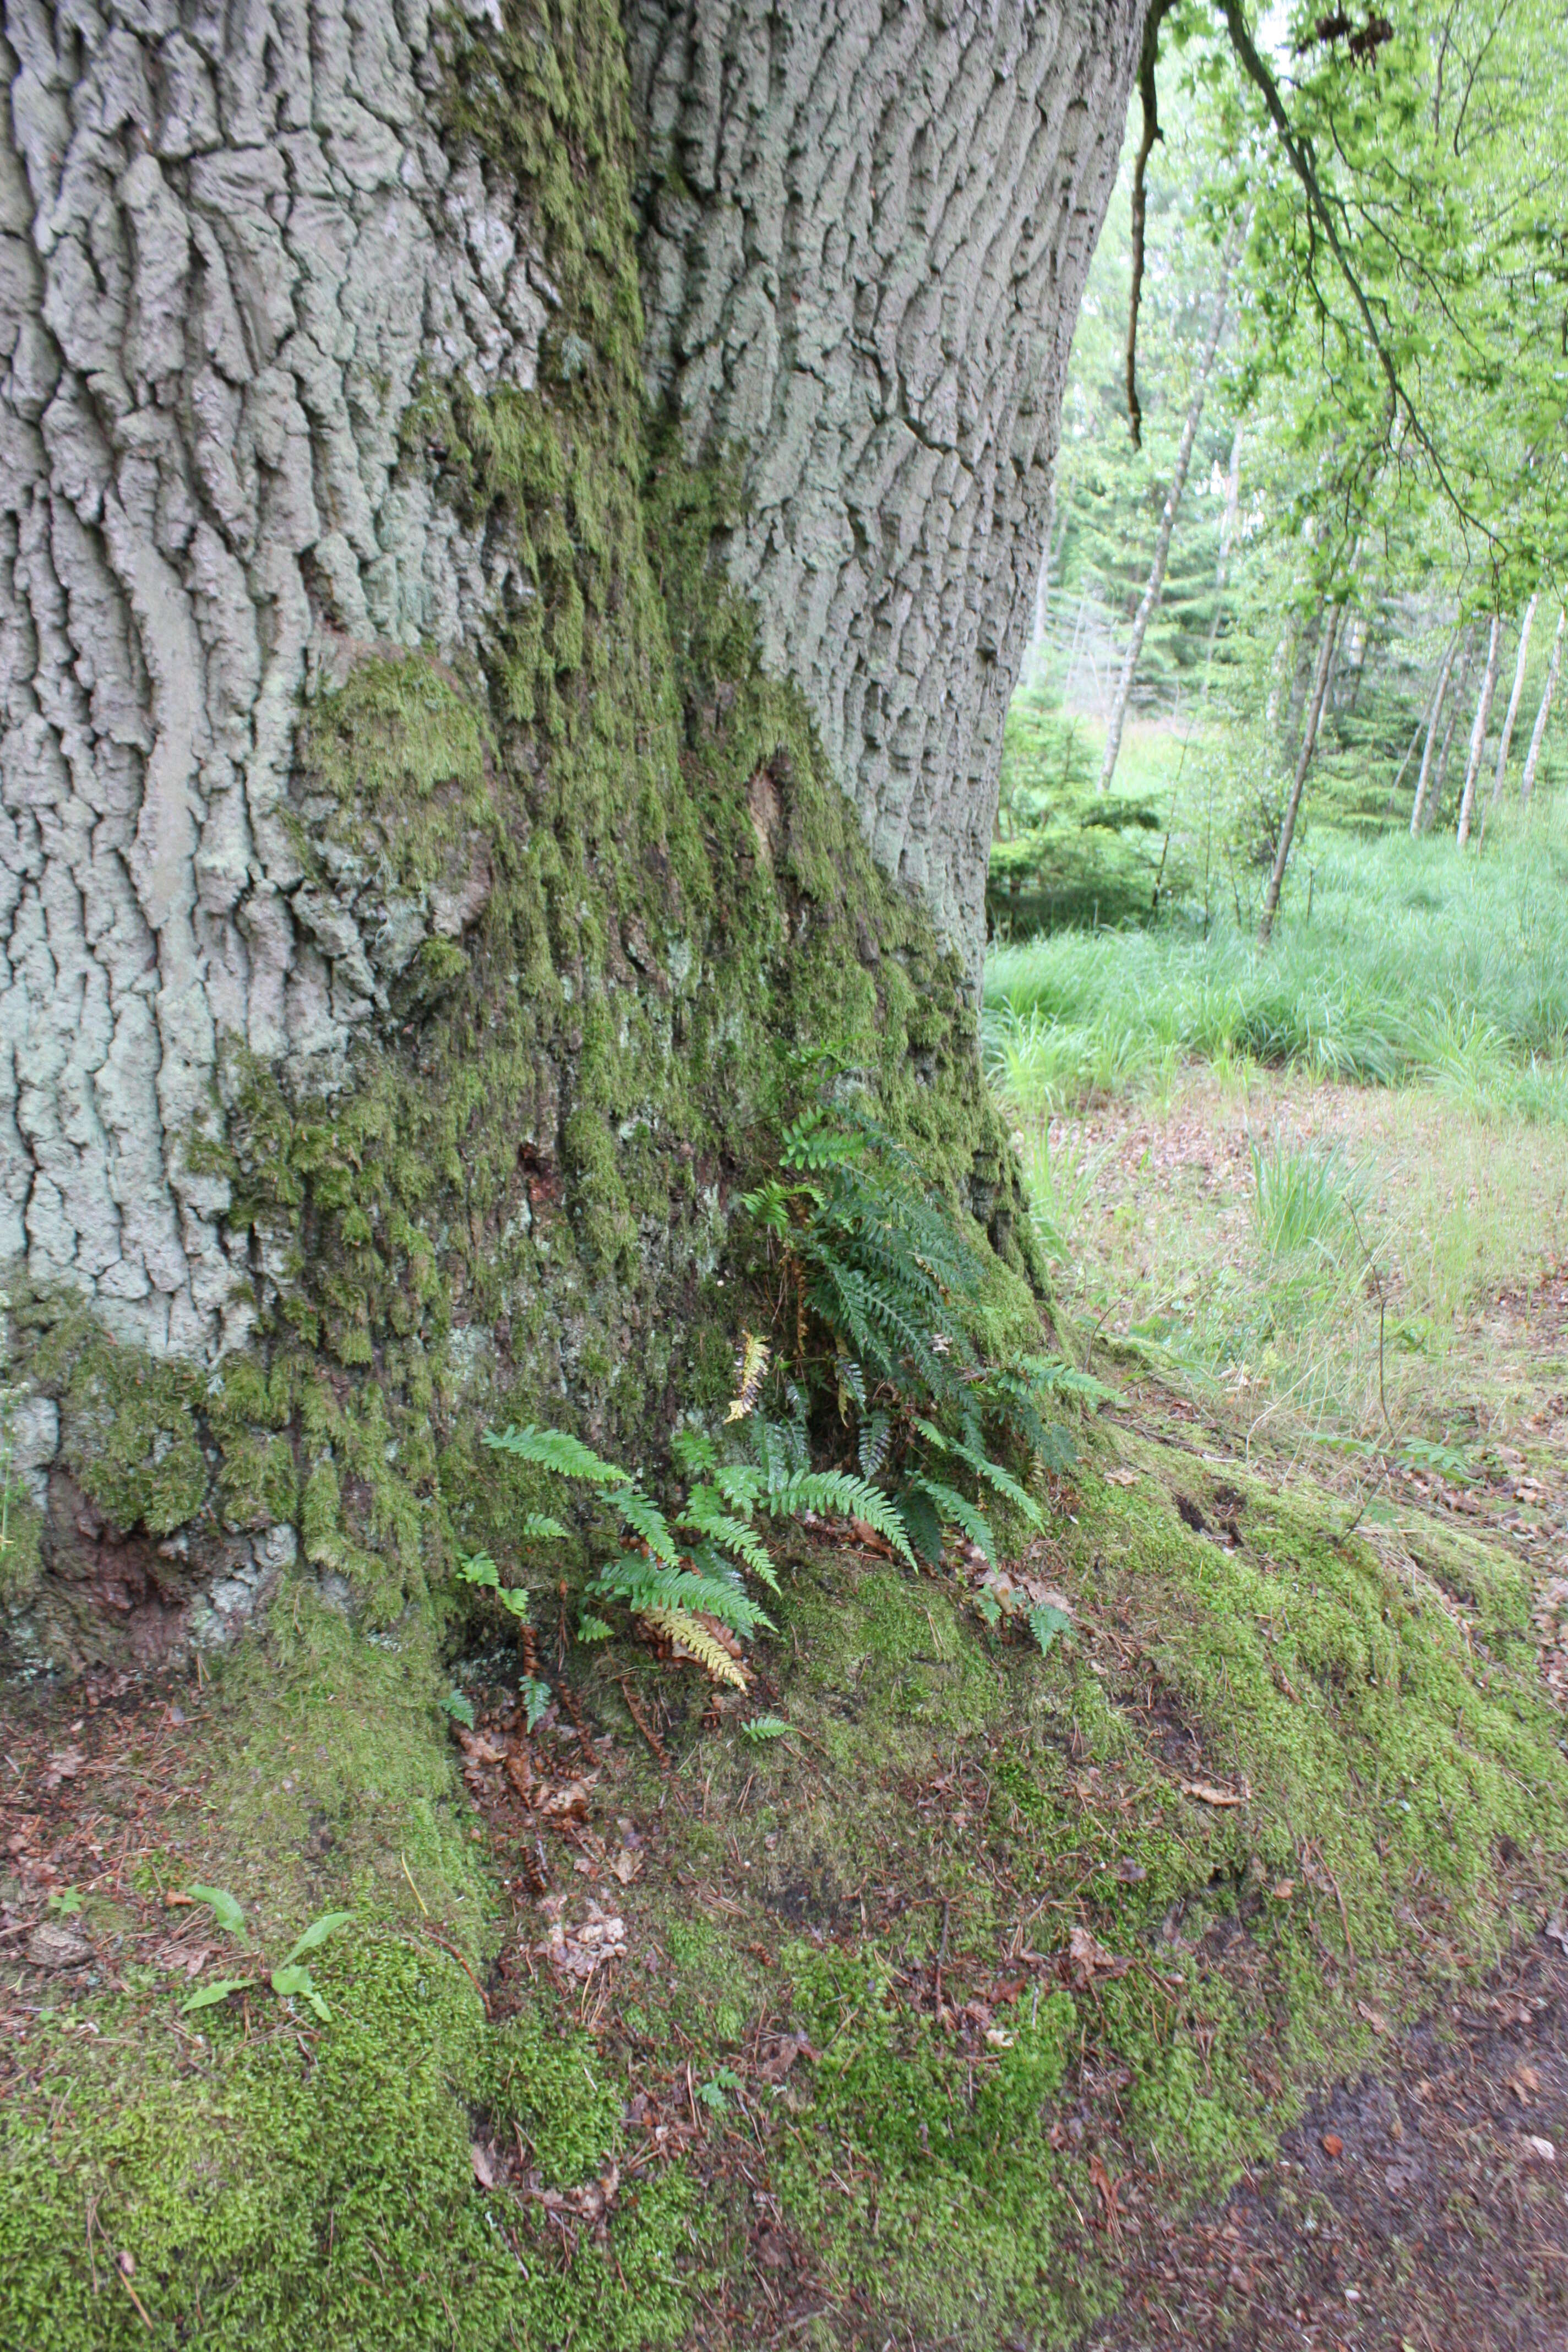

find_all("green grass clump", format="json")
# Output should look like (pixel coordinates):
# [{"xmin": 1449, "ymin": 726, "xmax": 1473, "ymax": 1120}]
[{"xmin": 984, "ymin": 815, "xmax": 1568, "ymax": 1115}]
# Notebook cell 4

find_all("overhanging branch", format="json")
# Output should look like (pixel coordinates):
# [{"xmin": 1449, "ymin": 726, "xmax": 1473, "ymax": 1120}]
[{"xmin": 1126, "ymin": 0, "xmax": 1177, "ymax": 448}]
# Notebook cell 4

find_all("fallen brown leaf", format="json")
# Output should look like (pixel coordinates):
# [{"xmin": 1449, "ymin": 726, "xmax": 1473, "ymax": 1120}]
[
  {"xmin": 1182, "ymin": 1780, "xmax": 1243, "ymax": 1808},
  {"xmin": 1321, "ymin": 2131, "xmax": 1343, "ymax": 2158}
]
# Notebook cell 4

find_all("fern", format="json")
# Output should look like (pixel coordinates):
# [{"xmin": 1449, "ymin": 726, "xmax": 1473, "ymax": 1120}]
[
  {"xmin": 519, "ymin": 1512, "xmax": 569, "ymax": 1543},
  {"xmin": 739, "ymin": 1113, "xmax": 1114, "ymax": 1584},
  {"xmin": 758, "ymin": 1468, "xmax": 915, "ymax": 1564},
  {"xmin": 903, "ymin": 1475, "xmax": 997, "ymax": 1565},
  {"xmin": 482, "ymin": 1425, "xmax": 630, "ymax": 1485},
  {"xmin": 594, "ymin": 1555, "xmax": 774, "ymax": 1639},
  {"xmin": 639, "ymin": 1607, "xmax": 749, "ymax": 1690},
  {"xmin": 911, "ymin": 1418, "xmax": 1043, "ymax": 1527},
  {"xmin": 617, "ymin": 1488, "xmax": 679, "ymax": 1566},
  {"xmin": 678, "ymin": 1488, "xmax": 780, "ymax": 1586}
]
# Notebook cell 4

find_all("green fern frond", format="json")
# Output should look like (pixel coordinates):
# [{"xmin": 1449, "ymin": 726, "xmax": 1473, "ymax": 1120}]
[
  {"xmin": 858, "ymin": 1410, "xmax": 892, "ymax": 1479},
  {"xmin": 519, "ymin": 1512, "xmax": 569, "ymax": 1543},
  {"xmin": 679, "ymin": 1492, "xmax": 778, "ymax": 1586},
  {"xmin": 911, "ymin": 1418, "xmax": 1043, "ymax": 1526},
  {"xmin": 482, "ymin": 1425, "xmax": 630, "ymax": 1484},
  {"xmin": 903, "ymin": 1475, "xmax": 996, "ymax": 1564},
  {"xmin": 617, "ymin": 1488, "xmax": 679, "ymax": 1566},
  {"xmin": 594, "ymin": 1558, "xmax": 774, "ymax": 1638},
  {"xmin": 672, "ymin": 1428, "xmax": 718, "ymax": 1477},
  {"xmin": 709, "ymin": 1462, "xmax": 764, "ymax": 1509},
  {"xmin": 760, "ymin": 1470, "xmax": 914, "ymax": 1564}
]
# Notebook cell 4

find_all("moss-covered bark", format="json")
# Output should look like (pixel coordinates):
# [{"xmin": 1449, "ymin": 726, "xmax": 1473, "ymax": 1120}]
[{"xmin": 2, "ymin": 0, "xmax": 1035, "ymax": 1673}]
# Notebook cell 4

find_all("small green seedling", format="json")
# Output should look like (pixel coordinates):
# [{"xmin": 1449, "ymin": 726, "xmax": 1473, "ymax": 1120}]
[
  {"xmin": 697, "ymin": 2067, "xmax": 743, "ymax": 2112},
  {"xmin": 740, "ymin": 1715, "xmax": 790, "ymax": 1742},
  {"xmin": 180, "ymin": 1908, "xmax": 353, "ymax": 2021},
  {"xmin": 1028, "ymin": 1604, "xmax": 1073, "ymax": 1657},
  {"xmin": 46, "ymin": 1887, "xmax": 83, "ymax": 1918},
  {"xmin": 186, "ymin": 1885, "xmax": 246, "ymax": 1936}
]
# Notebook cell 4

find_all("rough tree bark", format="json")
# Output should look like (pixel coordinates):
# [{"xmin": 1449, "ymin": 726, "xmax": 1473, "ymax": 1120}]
[
  {"xmin": 1455, "ymin": 611, "xmax": 1502, "ymax": 846},
  {"xmin": 1521, "ymin": 606, "xmax": 1566, "ymax": 806},
  {"xmin": 1096, "ymin": 223, "xmax": 1238, "ymax": 794},
  {"xmin": 1259, "ymin": 601, "xmax": 1338, "ymax": 945},
  {"xmin": 0, "ymin": 0, "xmax": 1145, "ymax": 1666}
]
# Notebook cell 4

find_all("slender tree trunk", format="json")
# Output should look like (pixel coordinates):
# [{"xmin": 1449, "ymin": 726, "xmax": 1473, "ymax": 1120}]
[
  {"xmin": 1521, "ymin": 608, "xmax": 1566, "ymax": 805},
  {"xmin": 1456, "ymin": 613, "xmax": 1503, "ymax": 845},
  {"xmin": 1265, "ymin": 614, "xmax": 1297, "ymax": 742},
  {"xmin": 1426, "ymin": 624, "xmax": 1477, "ymax": 830},
  {"xmin": 1200, "ymin": 424, "xmax": 1243, "ymax": 702},
  {"xmin": 1260, "ymin": 605, "xmax": 1340, "ymax": 944},
  {"xmin": 1282, "ymin": 597, "xmax": 1327, "ymax": 774},
  {"xmin": 1489, "ymin": 594, "xmax": 1538, "ymax": 805},
  {"xmin": 1097, "ymin": 228, "xmax": 1242, "ymax": 793},
  {"xmin": 1410, "ymin": 629, "xmax": 1461, "ymax": 835}
]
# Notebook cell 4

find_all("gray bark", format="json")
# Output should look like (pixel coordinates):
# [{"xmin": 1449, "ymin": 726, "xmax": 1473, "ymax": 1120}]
[
  {"xmin": 629, "ymin": 0, "xmax": 1142, "ymax": 943},
  {"xmin": 1409, "ymin": 628, "xmax": 1459, "ymax": 836},
  {"xmin": 1259, "ymin": 602, "xmax": 1338, "ymax": 945},
  {"xmin": 1425, "ymin": 622, "xmax": 1476, "ymax": 831},
  {"xmin": 1096, "ymin": 227, "xmax": 1238, "ymax": 794},
  {"xmin": 1199, "ymin": 421, "xmax": 1241, "ymax": 702},
  {"xmin": 1489, "ymin": 592, "xmax": 1537, "ymax": 807},
  {"xmin": 0, "ymin": 0, "xmax": 1146, "ymax": 1364},
  {"xmin": 1455, "ymin": 612, "xmax": 1502, "ymax": 846},
  {"xmin": 1521, "ymin": 606, "xmax": 1565, "ymax": 806}
]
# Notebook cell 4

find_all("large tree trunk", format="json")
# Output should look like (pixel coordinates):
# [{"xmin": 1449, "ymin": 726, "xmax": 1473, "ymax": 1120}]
[{"xmin": 0, "ymin": 0, "xmax": 1144, "ymax": 1668}]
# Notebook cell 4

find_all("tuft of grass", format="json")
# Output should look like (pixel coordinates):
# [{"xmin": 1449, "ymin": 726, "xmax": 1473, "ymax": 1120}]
[{"xmin": 1249, "ymin": 1135, "xmax": 1360, "ymax": 1262}]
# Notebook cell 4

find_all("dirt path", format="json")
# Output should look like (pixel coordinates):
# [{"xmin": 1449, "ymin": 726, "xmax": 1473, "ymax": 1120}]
[{"xmin": 1087, "ymin": 1928, "xmax": 1568, "ymax": 2352}]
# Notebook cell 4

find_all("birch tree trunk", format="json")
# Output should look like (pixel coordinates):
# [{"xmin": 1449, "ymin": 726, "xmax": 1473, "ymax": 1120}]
[
  {"xmin": 0, "ymin": 0, "xmax": 1146, "ymax": 1670},
  {"xmin": 1200, "ymin": 423, "xmax": 1242, "ymax": 702},
  {"xmin": 1409, "ymin": 629, "xmax": 1460, "ymax": 835},
  {"xmin": 1521, "ymin": 607, "xmax": 1566, "ymax": 806},
  {"xmin": 1455, "ymin": 613, "xmax": 1503, "ymax": 845},
  {"xmin": 1259, "ymin": 603, "xmax": 1339, "ymax": 944},
  {"xmin": 1426, "ymin": 624, "xmax": 1477, "ymax": 830},
  {"xmin": 1096, "ymin": 229, "xmax": 1241, "ymax": 794},
  {"xmin": 1489, "ymin": 594, "xmax": 1538, "ymax": 805}
]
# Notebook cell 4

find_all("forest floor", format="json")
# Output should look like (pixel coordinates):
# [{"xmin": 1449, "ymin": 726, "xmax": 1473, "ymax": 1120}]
[
  {"xmin": 6, "ymin": 1066, "xmax": 1568, "ymax": 2349},
  {"xmin": 1020, "ymin": 1063, "xmax": 1568, "ymax": 2349}
]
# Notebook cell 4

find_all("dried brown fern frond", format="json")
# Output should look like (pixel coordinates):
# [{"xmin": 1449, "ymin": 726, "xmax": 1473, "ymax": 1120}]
[{"xmin": 638, "ymin": 1605, "xmax": 750, "ymax": 1690}]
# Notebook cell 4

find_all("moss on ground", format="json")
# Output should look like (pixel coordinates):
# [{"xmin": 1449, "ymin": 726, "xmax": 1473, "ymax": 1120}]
[{"xmin": 7, "ymin": 1433, "xmax": 1568, "ymax": 2344}]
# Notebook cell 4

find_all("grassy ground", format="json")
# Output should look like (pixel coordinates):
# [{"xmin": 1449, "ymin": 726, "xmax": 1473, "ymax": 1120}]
[{"xmin": 986, "ymin": 810, "xmax": 1568, "ymax": 1114}]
